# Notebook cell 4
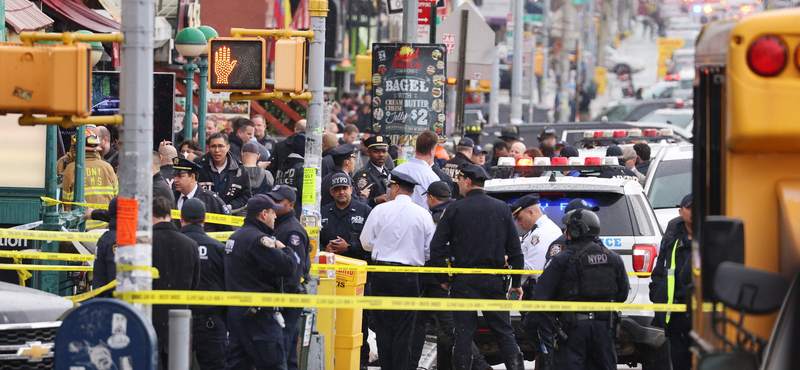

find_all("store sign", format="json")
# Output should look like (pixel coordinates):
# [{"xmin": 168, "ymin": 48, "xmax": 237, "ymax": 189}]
[{"xmin": 371, "ymin": 43, "xmax": 447, "ymax": 138}]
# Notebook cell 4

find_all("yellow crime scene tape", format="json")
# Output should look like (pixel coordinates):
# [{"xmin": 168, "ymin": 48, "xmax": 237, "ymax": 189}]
[
  {"xmin": 0, "ymin": 228, "xmax": 102, "ymax": 242},
  {"xmin": 0, "ymin": 264, "xmax": 159, "ymax": 277},
  {"xmin": 41, "ymin": 197, "xmax": 244, "ymax": 226},
  {"xmin": 311, "ymin": 264, "xmax": 652, "ymax": 277},
  {"xmin": 66, "ymin": 280, "xmax": 117, "ymax": 302},
  {"xmin": 0, "ymin": 250, "xmax": 95, "ymax": 262},
  {"xmin": 117, "ymin": 290, "xmax": 685, "ymax": 312}
]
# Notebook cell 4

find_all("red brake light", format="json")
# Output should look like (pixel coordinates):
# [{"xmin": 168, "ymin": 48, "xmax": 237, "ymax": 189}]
[
  {"xmin": 633, "ymin": 244, "xmax": 658, "ymax": 277},
  {"xmin": 748, "ymin": 36, "xmax": 787, "ymax": 77},
  {"xmin": 516, "ymin": 157, "xmax": 534, "ymax": 166},
  {"xmin": 643, "ymin": 129, "xmax": 658, "ymax": 136},
  {"xmin": 665, "ymin": 74, "xmax": 672, "ymax": 81},
  {"xmin": 584, "ymin": 157, "xmax": 601, "ymax": 165},
  {"xmin": 551, "ymin": 157, "xmax": 568, "ymax": 165},
  {"xmin": 613, "ymin": 130, "xmax": 626, "ymax": 137}
]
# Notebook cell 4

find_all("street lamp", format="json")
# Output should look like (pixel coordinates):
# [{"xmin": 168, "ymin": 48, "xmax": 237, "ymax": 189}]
[
  {"xmin": 76, "ymin": 30, "xmax": 104, "ymax": 67},
  {"xmin": 175, "ymin": 27, "xmax": 207, "ymax": 143},
  {"xmin": 197, "ymin": 25, "xmax": 218, "ymax": 150}
]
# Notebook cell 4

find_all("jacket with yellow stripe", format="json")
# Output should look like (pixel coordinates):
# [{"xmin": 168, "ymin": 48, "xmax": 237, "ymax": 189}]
[{"xmin": 62, "ymin": 151, "xmax": 118, "ymax": 229}]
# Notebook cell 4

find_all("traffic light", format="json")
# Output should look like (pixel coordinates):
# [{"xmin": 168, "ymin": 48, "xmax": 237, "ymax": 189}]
[
  {"xmin": 355, "ymin": 52, "xmax": 372, "ymax": 86},
  {"xmin": 0, "ymin": 43, "xmax": 92, "ymax": 118},
  {"xmin": 208, "ymin": 37, "xmax": 266, "ymax": 93},
  {"xmin": 274, "ymin": 38, "xmax": 306, "ymax": 94}
]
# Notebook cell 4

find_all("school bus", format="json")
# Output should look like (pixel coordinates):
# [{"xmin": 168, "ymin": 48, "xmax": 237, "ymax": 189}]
[{"xmin": 693, "ymin": 8, "xmax": 800, "ymax": 368}]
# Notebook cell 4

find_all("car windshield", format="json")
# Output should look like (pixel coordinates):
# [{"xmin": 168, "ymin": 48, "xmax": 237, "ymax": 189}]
[
  {"xmin": 594, "ymin": 105, "xmax": 630, "ymax": 121},
  {"xmin": 648, "ymin": 159, "xmax": 692, "ymax": 209},
  {"xmin": 641, "ymin": 83, "xmax": 677, "ymax": 100},
  {"xmin": 639, "ymin": 111, "xmax": 693, "ymax": 128},
  {"xmin": 489, "ymin": 191, "xmax": 635, "ymax": 237}
]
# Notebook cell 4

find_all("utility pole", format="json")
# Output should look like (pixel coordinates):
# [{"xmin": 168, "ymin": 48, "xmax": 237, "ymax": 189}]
[
  {"xmin": 402, "ymin": 0, "xmax": 418, "ymax": 43},
  {"xmin": 557, "ymin": 1, "xmax": 574, "ymax": 123},
  {"xmin": 597, "ymin": 0, "xmax": 611, "ymax": 68},
  {"xmin": 305, "ymin": 0, "xmax": 328, "ymax": 233},
  {"xmin": 454, "ymin": 10, "xmax": 468, "ymax": 138},
  {"xmin": 510, "ymin": 0, "xmax": 524, "ymax": 123},
  {"xmin": 541, "ymin": 0, "xmax": 551, "ymax": 105},
  {"xmin": 489, "ymin": 44, "xmax": 500, "ymax": 125},
  {"xmin": 117, "ymin": 0, "xmax": 155, "ymax": 318}
]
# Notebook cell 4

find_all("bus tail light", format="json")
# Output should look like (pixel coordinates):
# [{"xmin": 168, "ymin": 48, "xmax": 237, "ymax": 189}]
[
  {"xmin": 633, "ymin": 244, "xmax": 658, "ymax": 277},
  {"xmin": 747, "ymin": 36, "xmax": 786, "ymax": 77}
]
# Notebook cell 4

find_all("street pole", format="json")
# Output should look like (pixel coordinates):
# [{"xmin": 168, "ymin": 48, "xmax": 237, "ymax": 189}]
[
  {"xmin": 597, "ymin": 0, "xmax": 611, "ymax": 69},
  {"xmin": 489, "ymin": 44, "xmax": 500, "ymax": 125},
  {"xmin": 402, "ymin": 0, "xmax": 418, "ymax": 43},
  {"xmin": 528, "ymin": 32, "xmax": 537, "ymax": 123},
  {"xmin": 183, "ymin": 62, "xmax": 197, "ymax": 141},
  {"xmin": 541, "ymin": 0, "xmax": 551, "ymax": 105},
  {"xmin": 585, "ymin": 0, "xmax": 597, "ymax": 89},
  {"xmin": 39, "ymin": 126, "xmax": 60, "ymax": 294},
  {"xmin": 198, "ymin": 55, "xmax": 209, "ymax": 149},
  {"xmin": 510, "ymin": 0, "xmax": 524, "ymax": 123},
  {"xmin": 0, "ymin": 0, "xmax": 5, "ymax": 42},
  {"xmin": 74, "ymin": 126, "xmax": 86, "ymax": 218},
  {"xmin": 306, "ymin": 0, "xmax": 328, "ymax": 228},
  {"xmin": 454, "ymin": 10, "xmax": 468, "ymax": 139},
  {"xmin": 118, "ymin": 0, "xmax": 155, "ymax": 318},
  {"xmin": 558, "ymin": 1, "xmax": 573, "ymax": 123}
]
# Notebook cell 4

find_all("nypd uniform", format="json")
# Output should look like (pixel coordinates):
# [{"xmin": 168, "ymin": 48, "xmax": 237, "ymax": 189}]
[
  {"xmin": 321, "ymin": 144, "xmax": 368, "ymax": 207},
  {"xmin": 267, "ymin": 186, "xmax": 312, "ymax": 370},
  {"xmin": 360, "ymin": 172, "xmax": 435, "ymax": 370},
  {"xmin": 353, "ymin": 136, "xmax": 392, "ymax": 208},
  {"xmin": 429, "ymin": 164, "xmax": 526, "ymax": 370},
  {"xmin": 511, "ymin": 194, "xmax": 563, "ymax": 286},
  {"xmin": 172, "ymin": 157, "xmax": 233, "ymax": 232},
  {"xmin": 92, "ymin": 198, "xmax": 118, "ymax": 294},
  {"xmin": 530, "ymin": 210, "xmax": 629, "ymax": 370},
  {"xmin": 224, "ymin": 195, "xmax": 301, "ymax": 370},
  {"xmin": 179, "ymin": 199, "xmax": 227, "ymax": 370}
]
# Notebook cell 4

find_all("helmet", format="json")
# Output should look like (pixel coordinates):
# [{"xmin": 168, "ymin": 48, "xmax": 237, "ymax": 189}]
[
  {"xmin": 83, "ymin": 128, "xmax": 101, "ymax": 151},
  {"xmin": 465, "ymin": 120, "xmax": 483, "ymax": 134},
  {"xmin": 538, "ymin": 127, "xmax": 558, "ymax": 141},
  {"xmin": 564, "ymin": 209, "xmax": 601, "ymax": 240},
  {"xmin": 499, "ymin": 125, "xmax": 520, "ymax": 141}
]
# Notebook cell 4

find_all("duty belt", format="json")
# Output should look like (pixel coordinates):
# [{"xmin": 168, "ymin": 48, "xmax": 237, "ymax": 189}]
[{"xmin": 575, "ymin": 312, "xmax": 611, "ymax": 321}]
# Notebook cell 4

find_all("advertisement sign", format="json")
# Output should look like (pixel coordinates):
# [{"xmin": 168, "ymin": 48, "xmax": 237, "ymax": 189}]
[
  {"xmin": 372, "ymin": 43, "xmax": 447, "ymax": 143},
  {"xmin": 657, "ymin": 38, "xmax": 685, "ymax": 78}
]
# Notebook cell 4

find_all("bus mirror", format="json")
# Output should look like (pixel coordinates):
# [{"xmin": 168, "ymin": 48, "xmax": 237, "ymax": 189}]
[
  {"xmin": 696, "ymin": 351, "xmax": 758, "ymax": 370},
  {"xmin": 713, "ymin": 262, "xmax": 790, "ymax": 314},
  {"xmin": 701, "ymin": 216, "xmax": 745, "ymax": 301}
]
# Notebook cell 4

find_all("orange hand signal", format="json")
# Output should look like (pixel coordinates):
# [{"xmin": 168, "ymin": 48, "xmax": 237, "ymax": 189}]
[{"xmin": 214, "ymin": 46, "xmax": 238, "ymax": 84}]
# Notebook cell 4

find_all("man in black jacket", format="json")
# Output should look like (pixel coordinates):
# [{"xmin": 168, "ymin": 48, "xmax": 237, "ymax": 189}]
[
  {"xmin": 650, "ymin": 194, "xmax": 693, "ymax": 370},
  {"xmin": 152, "ymin": 196, "xmax": 201, "ymax": 369},
  {"xmin": 228, "ymin": 117, "xmax": 256, "ymax": 163},
  {"xmin": 153, "ymin": 151, "xmax": 175, "ymax": 205},
  {"xmin": 267, "ymin": 120, "xmax": 306, "ymax": 178},
  {"xmin": 442, "ymin": 138, "xmax": 475, "ymax": 199},
  {"xmin": 173, "ymin": 157, "xmax": 233, "ymax": 232},
  {"xmin": 195, "ymin": 133, "xmax": 252, "ymax": 215},
  {"xmin": 179, "ymin": 198, "xmax": 227, "ymax": 370},
  {"xmin": 267, "ymin": 185, "xmax": 311, "ymax": 370},
  {"xmin": 275, "ymin": 133, "xmax": 306, "ymax": 218},
  {"xmin": 92, "ymin": 198, "xmax": 118, "ymax": 293}
]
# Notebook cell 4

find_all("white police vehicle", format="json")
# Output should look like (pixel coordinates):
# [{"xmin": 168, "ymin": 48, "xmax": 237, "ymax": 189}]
[
  {"xmin": 643, "ymin": 144, "xmax": 693, "ymax": 231},
  {"xmin": 474, "ymin": 155, "xmax": 669, "ymax": 370}
]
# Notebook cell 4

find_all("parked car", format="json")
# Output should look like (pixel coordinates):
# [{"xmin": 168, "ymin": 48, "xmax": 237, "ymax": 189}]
[
  {"xmin": 643, "ymin": 144, "xmax": 693, "ymax": 230},
  {"xmin": 593, "ymin": 99, "xmax": 675, "ymax": 122}
]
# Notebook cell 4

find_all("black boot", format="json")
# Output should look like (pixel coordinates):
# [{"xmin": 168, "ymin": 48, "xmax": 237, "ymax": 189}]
[
  {"xmin": 534, "ymin": 352, "xmax": 552, "ymax": 370},
  {"xmin": 504, "ymin": 353, "xmax": 525, "ymax": 370},
  {"xmin": 453, "ymin": 355, "xmax": 473, "ymax": 370}
]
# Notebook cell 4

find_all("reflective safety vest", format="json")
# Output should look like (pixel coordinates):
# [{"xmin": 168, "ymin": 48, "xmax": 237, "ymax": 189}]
[
  {"xmin": 62, "ymin": 152, "xmax": 118, "ymax": 229},
  {"xmin": 665, "ymin": 239, "xmax": 679, "ymax": 324}
]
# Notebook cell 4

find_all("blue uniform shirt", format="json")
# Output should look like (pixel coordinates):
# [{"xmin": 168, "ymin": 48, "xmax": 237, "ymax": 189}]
[
  {"xmin": 320, "ymin": 199, "xmax": 372, "ymax": 261},
  {"xmin": 273, "ymin": 209, "xmax": 311, "ymax": 293},
  {"xmin": 224, "ymin": 217, "xmax": 300, "ymax": 294}
]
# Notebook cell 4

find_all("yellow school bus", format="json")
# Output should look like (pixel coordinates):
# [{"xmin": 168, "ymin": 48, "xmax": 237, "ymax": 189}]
[{"xmin": 693, "ymin": 8, "xmax": 800, "ymax": 368}]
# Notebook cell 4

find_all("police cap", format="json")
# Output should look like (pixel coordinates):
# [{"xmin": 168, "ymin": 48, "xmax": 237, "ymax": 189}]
[
  {"xmin": 330, "ymin": 173, "xmax": 353, "ymax": 189},
  {"xmin": 457, "ymin": 137, "xmax": 474, "ymax": 148},
  {"xmin": 330, "ymin": 143, "xmax": 356, "ymax": 162},
  {"xmin": 242, "ymin": 141, "xmax": 261, "ymax": 154},
  {"xmin": 424, "ymin": 181, "xmax": 451, "ymax": 198},
  {"xmin": 539, "ymin": 127, "xmax": 558, "ymax": 140},
  {"xmin": 182, "ymin": 198, "xmax": 207, "ymax": 219},
  {"xmin": 560, "ymin": 145, "xmax": 580, "ymax": 158},
  {"xmin": 172, "ymin": 157, "xmax": 202, "ymax": 175},
  {"xmin": 267, "ymin": 184, "xmax": 297, "ymax": 203},
  {"xmin": 389, "ymin": 171, "xmax": 419, "ymax": 188},
  {"xmin": 511, "ymin": 194, "xmax": 540, "ymax": 217},
  {"xmin": 247, "ymin": 194, "xmax": 284, "ymax": 215},
  {"xmin": 459, "ymin": 163, "xmax": 491, "ymax": 182},
  {"xmin": 364, "ymin": 135, "xmax": 389, "ymax": 150},
  {"xmin": 680, "ymin": 194, "xmax": 692, "ymax": 208},
  {"xmin": 474, "ymin": 145, "xmax": 488, "ymax": 154},
  {"xmin": 606, "ymin": 145, "xmax": 623, "ymax": 157},
  {"xmin": 565, "ymin": 198, "xmax": 600, "ymax": 213}
]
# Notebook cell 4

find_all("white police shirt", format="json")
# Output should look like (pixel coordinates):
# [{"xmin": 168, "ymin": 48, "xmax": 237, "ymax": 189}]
[
  {"xmin": 360, "ymin": 194, "xmax": 435, "ymax": 266},
  {"xmin": 521, "ymin": 214, "xmax": 563, "ymax": 283},
  {"xmin": 389, "ymin": 158, "xmax": 441, "ymax": 210}
]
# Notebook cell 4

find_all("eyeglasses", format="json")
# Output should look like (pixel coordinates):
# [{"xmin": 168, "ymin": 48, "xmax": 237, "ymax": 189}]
[{"xmin": 209, "ymin": 144, "xmax": 227, "ymax": 150}]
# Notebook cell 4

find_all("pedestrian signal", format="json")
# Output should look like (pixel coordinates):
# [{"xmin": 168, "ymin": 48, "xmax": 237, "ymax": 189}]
[
  {"xmin": 274, "ymin": 38, "xmax": 307, "ymax": 94},
  {"xmin": 208, "ymin": 37, "xmax": 266, "ymax": 93},
  {"xmin": 355, "ymin": 52, "xmax": 372, "ymax": 86},
  {"xmin": 0, "ymin": 43, "xmax": 92, "ymax": 117}
]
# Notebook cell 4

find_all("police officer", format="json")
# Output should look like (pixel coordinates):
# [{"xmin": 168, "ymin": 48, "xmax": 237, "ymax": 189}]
[
  {"xmin": 172, "ymin": 157, "xmax": 233, "ymax": 232},
  {"xmin": 530, "ymin": 209, "xmax": 629, "ymax": 370},
  {"xmin": 92, "ymin": 198, "xmax": 118, "ymax": 294},
  {"xmin": 545, "ymin": 199, "xmax": 600, "ymax": 260},
  {"xmin": 275, "ymin": 134, "xmax": 306, "ymax": 218},
  {"xmin": 430, "ymin": 164, "xmax": 526, "ymax": 370},
  {"xmin": 178, "ymin": 198, "xmax": 227, "ymax": 370},
  {"xmin": 600, "ymin": 145, "xmax": 640, "ymax": 181},
  {"xmin": 443, "ymin": 138, "xmax": 475, "ymax": 199},
  {"xmin": 353, "ymin": 135, "xmax": 392, "ymax": 207},
  {"xmin": 195, "ymin": 132, "xmax": 252, "ymax": 215},
  {"xmin": 224, "ymin": 194, "xmax": 301, "ymax": 370},
  {"xmin": 649, "ymin": 194, "xmax": 693, "ymax": 370},
  {"xmin": 321, "ymin": 144, "xmax": 369, "ymax": 207},
  {"xmin": 266, "ymin": 185, "xmax": 312, "ymax": 370},
  {"xmin": 360, "ymin": 171, "xmax": 435, "ymax": 370}
]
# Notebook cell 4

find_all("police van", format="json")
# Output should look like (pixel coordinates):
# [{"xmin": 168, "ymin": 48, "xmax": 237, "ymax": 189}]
[{"xmin": 475, "ymin": 154, "xmax": 670, "ymax": 369}]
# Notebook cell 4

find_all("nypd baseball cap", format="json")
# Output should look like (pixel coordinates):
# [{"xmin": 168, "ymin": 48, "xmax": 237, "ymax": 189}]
[
  {"xmin": 330, "ymin": 173, "xmax": 352, "ymax": 189},
  {"xmin": 247, "ymin": 194, "xmax": 284, "ymax": 215},
  {"xmin": 267, "ymin": 185, "xmax": 297, "ymax": 204},
  {"xmin": 424, "ymin": 181, "xmax": 451, "ymax": 198},
  {"xmin": 511, "ymin": 194, "xmax": 541, "ymax": 216}
]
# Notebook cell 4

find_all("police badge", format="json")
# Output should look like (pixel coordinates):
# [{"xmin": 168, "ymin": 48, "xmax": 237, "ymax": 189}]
[{"xmin": 357, "ymin": 177, "xmax": 369, "ymax": 190}]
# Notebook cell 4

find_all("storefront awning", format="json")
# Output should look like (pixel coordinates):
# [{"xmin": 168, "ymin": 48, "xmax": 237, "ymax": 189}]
[
  {"xmin": 5, "ymin": 0, "xmax": 54, "ymax": 33},
  {"xmin": 42, "ymin": 0, "xmax": 120, "ymax": 33}
]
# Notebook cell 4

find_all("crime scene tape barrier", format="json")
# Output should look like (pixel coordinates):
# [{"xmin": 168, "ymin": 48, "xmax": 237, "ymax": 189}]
[
  {"xmin": 41, "ymin": 197, "xmax": 245, "ymax": 226},
  {"xmin": 0, "ymin": 228, "xmax": 102, "ymax": 242},
  {"xmin": 311, "ymin": 264, "xmax": 652, "ymax": 277},
  {"xmin": 67, "ymin": 280, "xmax": 117, "ymax": 302},
  {"xmin": 0, "ymin": 264, "xmax": 159, "ymax": 277},
  {"xmin": 0, "ymin": 250, "xmax": 94, "ymax": 262},
  {"xmin": 117, "ymin": 290, "xmax": 685, "ymax": 312}
]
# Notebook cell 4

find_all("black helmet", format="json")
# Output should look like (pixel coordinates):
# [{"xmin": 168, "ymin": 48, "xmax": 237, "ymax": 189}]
[
  {"xmin": 500, "ymin": 125, "xmax": 520, "ymax": 141},
  {"xmin": 564, "ymin": 209, "xmax": 601, "ymax": 240},
  {"xmin": 539, "ymin": 127, "xmax": 558, "ymax": 141}
]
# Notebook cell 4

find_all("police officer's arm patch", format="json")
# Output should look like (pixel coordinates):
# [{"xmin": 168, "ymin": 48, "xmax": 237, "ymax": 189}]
[
  {"xmin": 531, "ymin": 235, "xmax": 540, "ymax": 246},
  {"xmin": 549, "ymin": 244, "xmax": 562, "ymax": 256},
  {"xmin": 357, "ymin": 177, "xmax": 368, "ymax": 190},
  {"xmin": 290, "ymin": 234, "xmax": 301, "ymax": 246},
  {"xmin": 261, "ymin": 236, "xmax": 276, "ymax": 248}
]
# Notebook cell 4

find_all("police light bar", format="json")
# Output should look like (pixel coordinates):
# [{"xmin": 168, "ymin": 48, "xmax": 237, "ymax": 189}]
[
  {"xmin": 518, "ymin": 157, "xmax": 535, "ymax": 166},
  {"xmin": 497, "ymin": 157, "xmax": 516, "ymax": 167},
  {"xmin": 568, "ymin": 157, "xmax": 583, "ymax": 165},
  {"xmin": 628, "ymin": 129, "xmax": 642, "ymax": 137},
  {"xmin": 585, "ymin": 157, "xmax": 602, "ymax": 165},
  {"xmin": 602, "ymin": 157, "xmax": 618, "ymax": 165},
  {"xmin": 643, "ymin": 129, "xmax": 659, "ymax": 136},
  {"xmin": 660, "ymin": 128, "xmax": 674, "ymax": 136},
  {"xmin": 551, "ymin": 157, "xmax": 568, "ymax": 165},
  {"xmin": 531, "ymin": 157, "xmax": 549, "ymax": 166}
]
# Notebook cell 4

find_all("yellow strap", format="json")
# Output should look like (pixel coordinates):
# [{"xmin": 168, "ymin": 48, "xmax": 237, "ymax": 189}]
[
  {"xmin": 0, "ymin": 250, "xmax": 95, "ymax": 262},
  {"xmin": 118, "ymin": 290, "xmax": 686, "ymax": 312},
  {"xmin": 0, "ymin": 228, "xmax": 102, "ymax": 242},
  {"xmin": 12, "ymin": 257, "xmax": 32, "ymax": 286},
  {"xmin": 0, "ymin": 264, "xmax": 93, "ymax": 271},
  {"xmin": 311, "ymin": 264, "xmax": 652, "ymax": 276},
  {"xmin": 665, "ymin": 239, "xmax": 679, "ymax": 324},
  {"xmin": 42, "ymin": 197, "xmax": 243, "ymax": 226},
  {"xmin": 66, "ymin": 280, "xmax": 117, "ymax": 302},
  {"xmin": 41, "ymin": 196, "xmax": 108, "ymax": 209},
  {"xmin": 116, "ymin": 265, "xmax": 160, "ymax": 279}
]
